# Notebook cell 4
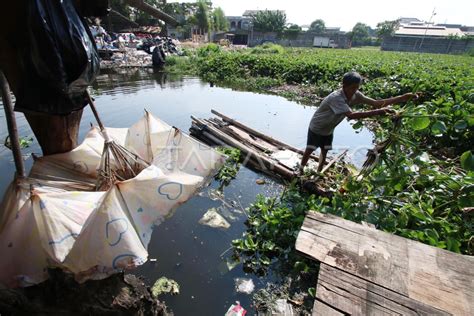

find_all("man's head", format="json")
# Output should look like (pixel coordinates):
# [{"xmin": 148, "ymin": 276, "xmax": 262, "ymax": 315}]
[{"xmin": 342, "ymin": 72, "xmax": 362, "ymax": 99}]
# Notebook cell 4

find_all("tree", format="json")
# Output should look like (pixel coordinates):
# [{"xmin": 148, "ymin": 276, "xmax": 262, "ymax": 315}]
[
  {"xmin": 309, "ymin": 19, "xmax": 325, "ymax": 33},
  {"xmin": 351, "ymin": 22, "xmax": 370, "ymax": 45},
  {"xmin": 283, "ymin": 24, "xmax": 302, "ymax": 39},
  {"xmin": 194, "ymin": 0, "xmax": 210, "ymax": 32},
  {"xmin": 376, "ymin": 19, "xmax": 400, "ymax": 40},
  {"xmin": 211, "ymin": 7, "xmax": 229, "ymax": 32},
  {"xmin": 251, "ymin": 10, "xmax": 287, "ymax": 33}
]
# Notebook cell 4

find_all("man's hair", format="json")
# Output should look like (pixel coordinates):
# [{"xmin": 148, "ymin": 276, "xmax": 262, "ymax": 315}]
[{"xmin": 342, "ymin": 72, "xmax": 362, "ymax": 86}]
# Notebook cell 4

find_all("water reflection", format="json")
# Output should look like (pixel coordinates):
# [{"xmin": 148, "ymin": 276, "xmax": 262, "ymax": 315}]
[{"xmin": 93, "ymin": 69, "xmax": 191, "ymax": 96}]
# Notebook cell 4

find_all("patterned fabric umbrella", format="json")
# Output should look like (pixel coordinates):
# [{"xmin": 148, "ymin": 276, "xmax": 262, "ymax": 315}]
[{"xmin": 0, "ymin": 112, "xmax": 226, "ymax": 287}]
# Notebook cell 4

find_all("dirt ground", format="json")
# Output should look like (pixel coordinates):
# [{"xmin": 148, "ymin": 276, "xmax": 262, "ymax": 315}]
[{"xmin": 0, "ymin": 270, "xmax": 170, "ymax": 316}]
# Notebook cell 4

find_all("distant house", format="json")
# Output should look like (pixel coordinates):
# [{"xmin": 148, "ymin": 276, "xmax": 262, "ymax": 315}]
[
  {"xmin": 382, "ymin": 19, "xmax": 474, "ymax": 54},
  {"xmin": 225, "ymin": 15, "xmax": 253, "ymax": 44},
  {"xmin": 395, "ymin": 24, "xmax": 465, "ymax": 38},
  {"xmin": 224, "ymin": 10, "xmax": 350, "ymax": 48},
  {"xmin": 225, "ymin": 10, "xmax": 287, "ymax": 45}
]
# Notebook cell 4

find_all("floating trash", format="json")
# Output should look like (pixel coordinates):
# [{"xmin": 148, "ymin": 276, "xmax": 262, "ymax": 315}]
[
  {"xmin": 198, "ymin": 208, "xmax": 230, "ymax": 229},
  {"xmin": 235, "ymin": 278, "xmax": 255, "ymax": 294},
  {"xmin": 225, "ymin": 301, "xmax": 247, "ymax": 316},
  {"xmin": 208, "ymin": 188, "xmax": 224, "ymax": 201}
]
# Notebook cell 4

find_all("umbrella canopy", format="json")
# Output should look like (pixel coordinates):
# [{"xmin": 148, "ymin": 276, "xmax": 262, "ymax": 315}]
[{"xmin": 0, "ymin": 112, "xmax": 226, "ymax": 287}]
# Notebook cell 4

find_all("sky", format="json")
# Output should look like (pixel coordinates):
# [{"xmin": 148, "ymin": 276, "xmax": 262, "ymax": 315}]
[{"xmin": 168, "ymin": 0, "xmax": 474, "ymax": 31}]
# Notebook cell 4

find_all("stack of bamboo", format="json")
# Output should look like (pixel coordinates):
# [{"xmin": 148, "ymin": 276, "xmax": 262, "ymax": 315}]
[{"xmin": 190, "ymin": 110, "xmax": 347, "ymax": 184}]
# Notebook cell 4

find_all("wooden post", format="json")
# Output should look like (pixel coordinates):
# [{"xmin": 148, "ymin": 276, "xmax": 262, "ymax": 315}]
[
  {"xmin": 0, "ymin": 70, "xmax": 25, "ymax": 177},
  {"xmin": 25, "ymin": 110, "xmax": 83, "ymax": 156}
]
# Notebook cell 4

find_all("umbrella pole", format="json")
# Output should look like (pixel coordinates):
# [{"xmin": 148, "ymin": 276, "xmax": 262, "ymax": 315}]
[
  {"xmin": 0, "ymin": 70, "xmax": 25, "ymax": 177},
  {"xmin": 85, "ymin": 91, "xmax": 106, "ymax": 131}
]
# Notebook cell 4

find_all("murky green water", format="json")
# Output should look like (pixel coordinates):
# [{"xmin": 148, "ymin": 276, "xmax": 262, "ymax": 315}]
[{"xmin": 0, "ymin": 69, "xmax": 373, "ymax": 315}]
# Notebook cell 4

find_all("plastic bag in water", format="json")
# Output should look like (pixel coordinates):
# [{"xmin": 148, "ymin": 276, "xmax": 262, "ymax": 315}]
[{"xmin": 15, "ymin": 0, "xmax": 100, "ymax": 115}]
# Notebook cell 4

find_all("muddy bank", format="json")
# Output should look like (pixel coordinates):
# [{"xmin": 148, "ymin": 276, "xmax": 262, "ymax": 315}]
[{"xmin": 0, "ymin": 270, "xmax": 170, "ymax": 315}]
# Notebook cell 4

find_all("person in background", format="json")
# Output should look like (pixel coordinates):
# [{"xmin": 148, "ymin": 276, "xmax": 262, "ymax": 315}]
[{"xmin": 300, "ymin": 71, "xmax": 419, "ymax": 173}]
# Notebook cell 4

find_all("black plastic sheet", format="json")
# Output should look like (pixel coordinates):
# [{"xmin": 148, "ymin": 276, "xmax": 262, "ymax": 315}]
[{"xmin": 15, "ymin": 0, "xmax": 99, "ymax": 115}]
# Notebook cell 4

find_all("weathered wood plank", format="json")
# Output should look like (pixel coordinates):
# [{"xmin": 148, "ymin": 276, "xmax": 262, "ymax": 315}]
[
  {"xmin": 315, "ymin": 263, "xmax": 449, "ymax": 315},
  {"xmin": 226, "ymin": 125, "xmax": 280, "ymax": 153},
  {"xmin": 313, "ymin": 298, "xmax": 345, "ymax": 316},
  {"xmin": 296, "ymin": 211, "xmax": 474, "ymax": 315}
]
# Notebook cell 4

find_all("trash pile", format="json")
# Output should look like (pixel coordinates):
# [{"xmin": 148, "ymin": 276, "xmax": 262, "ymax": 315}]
[
  {"xmin": 90, "ymin": 22, "xmax": 183, "ymax": 69},
  {"xmin": 100, "ymin": 48, "xmax": 153, "ymax": 69},
  {"xmin": 0, "ymin": 112, "xmax": 226, "ymax": 288}
]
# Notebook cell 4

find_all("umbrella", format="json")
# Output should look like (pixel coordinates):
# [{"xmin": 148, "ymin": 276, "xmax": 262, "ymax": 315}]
[
  {"xmin": 0, "ymin": 112, "xmax": 226, "ymax": 287},
  {"xmin": 86, "ymin": 91, "xmax": 150, "ymax": 190}
]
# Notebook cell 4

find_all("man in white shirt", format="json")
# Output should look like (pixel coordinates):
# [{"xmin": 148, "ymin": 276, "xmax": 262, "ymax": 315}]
[{"xmin": 300, "ymin": 71, "xmax": 419, "ymax": 173}]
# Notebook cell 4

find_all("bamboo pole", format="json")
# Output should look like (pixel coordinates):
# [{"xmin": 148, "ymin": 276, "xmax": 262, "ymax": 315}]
[
  {"xmin": 190, "ymin": 124, "xmax": 227, "ymax": 147},
  {"xmin": 0, "ymin": 70, "xmax": 25, "ymax": 177},
  {"xmin": 192, "ymin": 116, "xmax": 295, "ymax": 180},
  {"xmin": 211, "ymin": 109, "xmax": 321, "ymax": 162},
  {"xmin": 206, "ymin": 118, "xmax": 279, "ymax": 153},
  {"xmin": 320, "ymin": 149, "xmax": 348, "ymax": 174}
]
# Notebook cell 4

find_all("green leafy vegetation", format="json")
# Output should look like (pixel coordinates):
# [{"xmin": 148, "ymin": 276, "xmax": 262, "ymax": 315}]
[
  {"xmin": 250, "ymin": 43, "xmax": 286, "ymax": 55},
  {"xmin": 309, "ymin": 19, "xmax": 325, "ymax": 33},
  {"xmin": 4, "ymin": 136, "xmax": 33, "ymax": 150},
  {"xmin": 151, "ymin": 277, "xmax": 180, "ymax": 298},
  {"xmin": 219, "ymin": 47, "xmax": 473, "ymax": 281},
  {"xmin": 251, "ymin": 10, "xmax": 287, "ymax": 33},
  {"xmin": 196, "ymin": 43, "xmax": 222, "ymax": 58},
  {"xmin": 376, "ymin": 19, "xmax": 400, "ymax": 40},
  {"xmin": 171, "ymin": 48, "xmax": 473, "ymax": 257},
  {"xmin": 232, "ymin": 186, "xmax": 318, "ymax": 273},
  {"xmin": 215, "ymin": 147, "xmax": 241, "ymax": 187},
  {"xmin": 164, "ymin": 55, "xmax": 197, "ymax": 74}
]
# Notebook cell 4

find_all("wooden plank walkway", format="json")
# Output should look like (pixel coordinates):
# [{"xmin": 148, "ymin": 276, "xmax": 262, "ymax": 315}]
[{"xmin": 296, "ymin": 211, "xmax": 474, "ymax": 315}]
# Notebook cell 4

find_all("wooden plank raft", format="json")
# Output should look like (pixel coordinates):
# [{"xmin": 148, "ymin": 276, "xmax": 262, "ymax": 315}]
[
  {"xmin": 190, "ymin": 110, "xmax": 347, "ymax": 181},
  {"xmin": 296, "ymin": 211, "xmax": 474, "ymax": 315}
]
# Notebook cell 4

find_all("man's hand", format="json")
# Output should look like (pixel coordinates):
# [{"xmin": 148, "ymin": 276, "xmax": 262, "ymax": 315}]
[{"xmin": 401, "ymin": 92, "xmax": 421, "ymax": 102}]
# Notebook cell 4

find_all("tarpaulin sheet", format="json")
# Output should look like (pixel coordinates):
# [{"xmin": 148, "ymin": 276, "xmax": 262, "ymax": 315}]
[{"xmin": 0, "ymin": 113, "xmax": 225, "ymax": 287}]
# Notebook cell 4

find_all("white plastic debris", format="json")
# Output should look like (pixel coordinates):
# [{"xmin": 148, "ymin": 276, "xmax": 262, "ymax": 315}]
[
  {"xmin": 198, "ymin": 208, "xmax": 230, "ymax": 229},
  {"xmin": 270, "ymin": 150, "xmax": 301, "ymax": 170},
  {"xmin": 234, "ymin": 278, "xmax": 255, "ymax": 294}
]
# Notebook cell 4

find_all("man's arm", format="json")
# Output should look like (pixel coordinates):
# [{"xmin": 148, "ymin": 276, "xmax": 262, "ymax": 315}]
[
  {"xmin": 357, "ymin": 92, "xmax": 420, "ymax": 109},
  {"xmin": 345, "ymin": 107, "xmax": 393, "ymax": 120}
]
